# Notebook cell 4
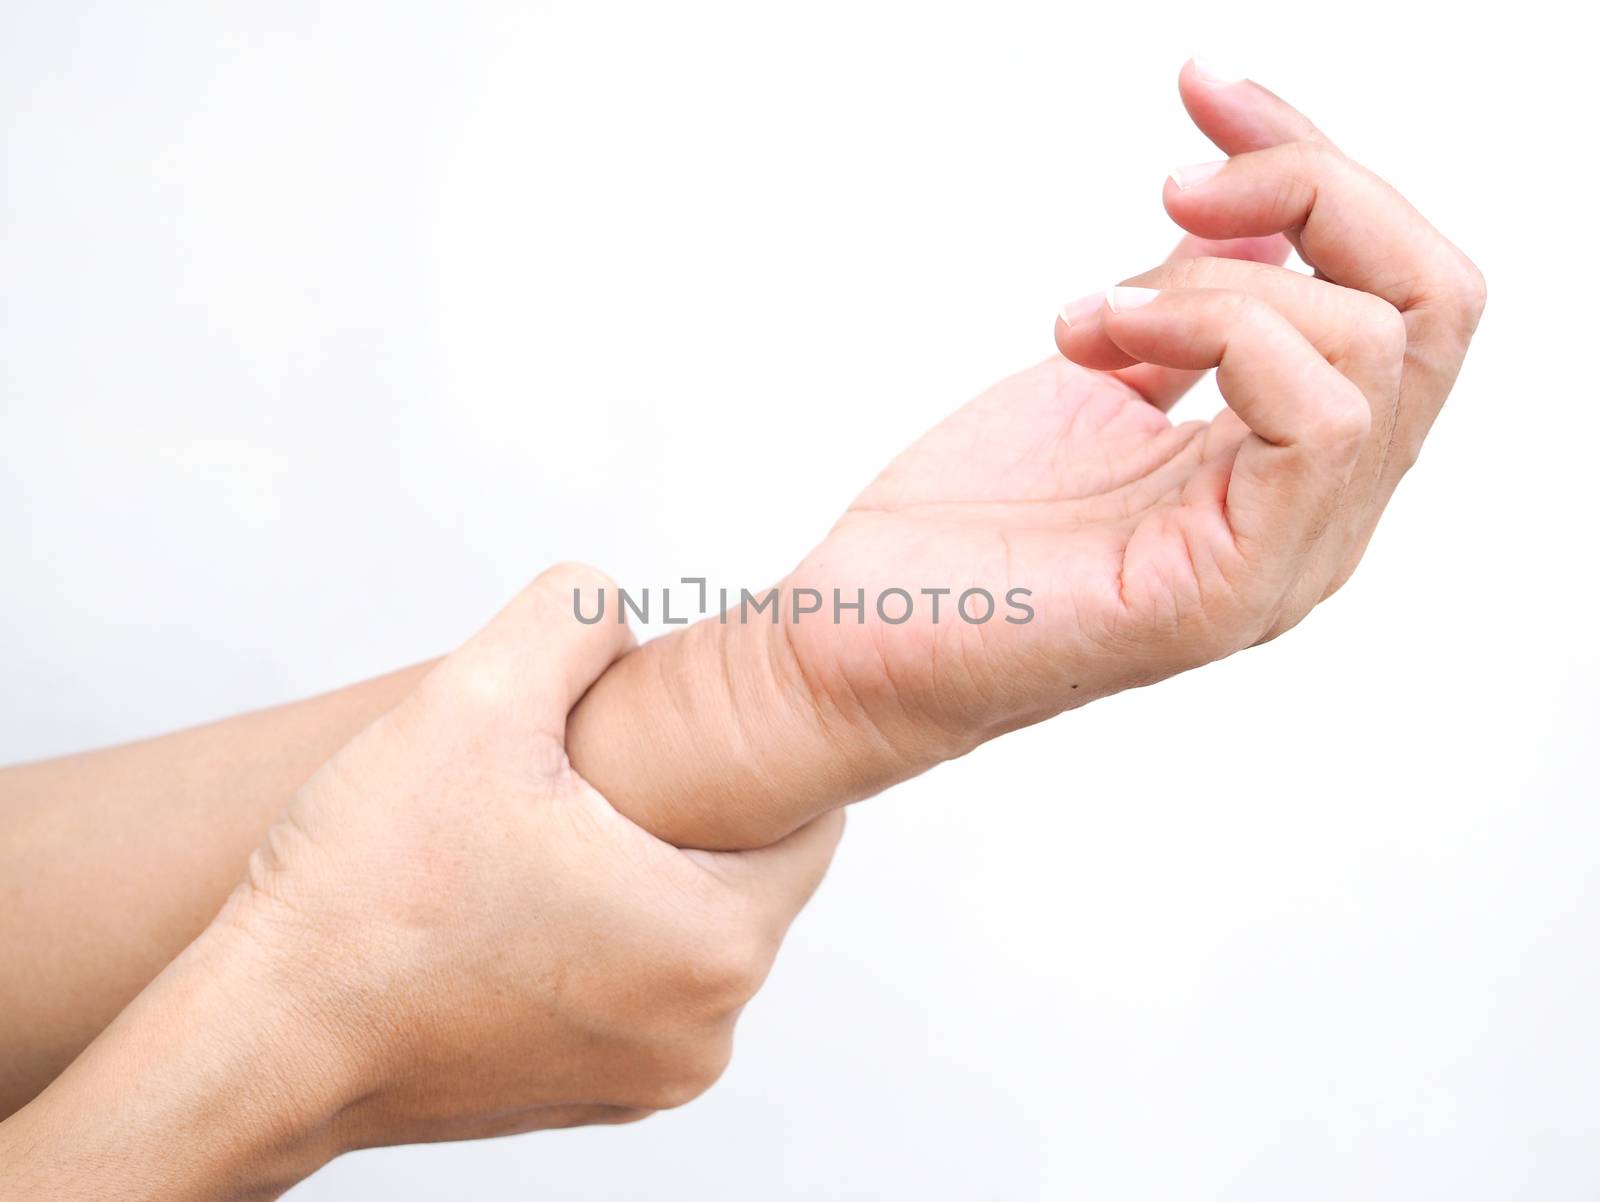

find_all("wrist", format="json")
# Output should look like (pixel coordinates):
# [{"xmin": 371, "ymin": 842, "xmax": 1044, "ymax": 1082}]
[
  {"xmin": 0, "ymin": 914, "xmax": 361, "ymax": 1201},
  {"xmin": 567, "ymin": 586, "xmax": 925, "ymax": 850}
]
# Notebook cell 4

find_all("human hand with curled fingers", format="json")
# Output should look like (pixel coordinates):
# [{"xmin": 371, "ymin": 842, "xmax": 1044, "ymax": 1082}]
[
  {"xmin": 808, "ymin": 56, "xmax": 1486, "ymax": 771},
  {"xmin": 1054, "ymin": 57, "xmax": 1485, "ymax": 625},
  {"xmin": 0, "ymin": 67, "xmax": 1488, "ymax": 1161},
  {"xmin": 573, "ymin": 59, "xmax": 1486, "ymax": 849}
]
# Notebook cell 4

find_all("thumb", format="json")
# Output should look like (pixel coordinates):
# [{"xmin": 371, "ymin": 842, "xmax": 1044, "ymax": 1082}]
[{"xmin": 420, "ymin": 561, "xmax": 635, "ymax": 745}]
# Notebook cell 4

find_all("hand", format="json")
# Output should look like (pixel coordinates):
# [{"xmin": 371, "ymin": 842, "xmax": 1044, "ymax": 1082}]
[
  {"xmin": 217, "ymin": 565, "xmax": 842, "ymax": 1148},
  {"xmin": 566, "ymin": 61, "xmax": 1482, "ymax": 854},
  {"xmin": 0, "ymin": 563, "xmax": 842, "ymax": 1200},
  {"xmin": 777, "ymin": 61, "xmax": 1485, "ymax": 783}
]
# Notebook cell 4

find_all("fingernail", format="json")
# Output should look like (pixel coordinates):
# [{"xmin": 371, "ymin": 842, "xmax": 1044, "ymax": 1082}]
[
  {"xmin": 1191, "ymin": 56, "xmax": 1247, "ymax": 85},
  {"xmin": 1106, "ymin": 286, "xmax": 1161, "ymax": 313},
  {"xmin": 1058, "ymin": 291, "xmax": 1106, "ymax": 328},
  {"xmin": 1169, "ymin": 160, "xmax": 1226, "ymax": 190}
]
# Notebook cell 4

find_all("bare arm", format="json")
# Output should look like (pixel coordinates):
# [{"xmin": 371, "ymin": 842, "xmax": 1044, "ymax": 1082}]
[
  {"xmin": 0, "ymin": 64, "xmax": 1484, "ymax": 1119},
  {"xmin": 0, "ymin": 665, "xmax": 428, "ymax": 1113},
  {"xmin": 0, "ymin": 575, "xmax": 842, "ymax": 1199}
]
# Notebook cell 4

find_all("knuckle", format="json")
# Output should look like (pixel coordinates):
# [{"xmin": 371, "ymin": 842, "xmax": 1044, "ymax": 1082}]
[
  {"xmin": 1263, "ymin": 139, "xmax": 1337, "ymax": 217},
  {"xmin": 1356, "ymin": 295, "xmax": 1409, "ymax": 361},
  {"xmin": 1334, "ymin": 394, "xmax": 1374, "ymax": 448},
  {"xmin": 690, "ymin": 924, "xmax": 770, "ymax": 1011},
  {"xmin": 1388, "ymin": 430, "xmax": 1426, "ymax": 477},
  {"xmin": 1453, "ymin": 254, "xmax": 1488, "ymax": 326},
  {"xmin": 1284, "ymin": 137, "xmax": 1335, "ymax": 182},
  {"xmin": 410, "ymin": 659, "xmax": 569, "ymax": 777},
  {"xmin": 1421, "ymin": 249, "xmax": 1486, "ymax": 337},
  {"xmin": 1221, "ymin": 288, "xmax": 1263, "ymax": 322},
  {"xmin": 1229, "ymin": 291, "xmax": 1281, "ymax": 338},
  {"xmin": 429, "ymin": 651, "xmax": 521, "ymax": 716},
  {"xmin": 1317, "ymin": 383, "xmax": 1372, "ymax": 454},
  {"xmin": 646, "ymin": 912, "xmax": 770, "ymax": 1017},
  {"xmin": 649, "ymin": 1039, "xmax": 734, "ymax": 1110}
]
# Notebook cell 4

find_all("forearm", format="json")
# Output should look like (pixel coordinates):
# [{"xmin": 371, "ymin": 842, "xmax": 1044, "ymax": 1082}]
[
  {"xmin": 0, "ymin": 922, "xmax": 351, "ymax": 1202},
  {"xmin": 0, "ymin": 663, "xmax": 428, "ymax": 1114},
  {"xmin": 0, "ymin": 594, "xmax": 902, "ymax": 1113},
  {"xmin": 0, "ymin": 573, "xmax": 863, "ymax": 1195}
]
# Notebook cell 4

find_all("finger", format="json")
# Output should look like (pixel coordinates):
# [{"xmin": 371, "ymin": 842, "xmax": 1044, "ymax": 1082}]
[
  {"xmin": 1109, "ymin": 233, "xmax": 1292, "ymax": 407},
  {"xmin": 1053, "ymin": 56, "xmax": 1328, "ymax": 377},
  {"xmin": 1063, "ymin": 256, "xmax": 1405, "ymax": 412},
  {"xmin": 1164, "ymin": 143, "xmax": 1476, "ymax": 319},
  {"xmin": 1166, "ymin": 141, "xmax": 1485, "ymax": 488},
  {"xmin": 1062, "ymin": 260, "xmax": 1404, "ymax": 606},
  {"xmin": 1054, "ymin": 234, "xmax": 1289, "ymax": 379},
  {"xmin": 1131, "ymin": 258, "xmax": 1406, "ymax": 604},
  {"xmin": 1172, "ymin": 59, "xmax": 1486, "ymax": 344},
  {"xmin": 1100, "ymin": 287, "xmax": 1369, "ymax": 578},
  {"xmin": 1062, "ymin": 232, "xmax": 1286, "ymax": 369},
  {"xmin": 700, "ymin": 809, "xmax": 846, "ymax": 937},
  {"xmin": 1178, "ymin": 57, "xmax": 1329, "ymax": 156},
  {"xmin": 1175, "ymin": 58, "xmax": 1330, "ymax": 276},
  {"xmin": 432, "ymin": 562, "xmax": 637, "ymax": 741}
]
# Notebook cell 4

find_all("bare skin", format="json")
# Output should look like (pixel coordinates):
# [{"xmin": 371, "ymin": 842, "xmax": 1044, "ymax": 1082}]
[
  {"xmin": 0, "ymin": 61, "xmax": 1484, "ymax": 1142},
  {"xmin": 0, "ymin": 569, "xmax": 843, "ymax": 1199},
  {"xmin": 0, "ymin": 664, "xmax": 430, "ymax": 1113},
  {"xmin": 566, "ymin": 62, "xmax": 1484, "ymax": 847}
]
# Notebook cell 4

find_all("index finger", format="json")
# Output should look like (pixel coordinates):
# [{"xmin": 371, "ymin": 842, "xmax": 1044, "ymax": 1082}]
[{"xmin": 1106, "ymin": 231, "xmax": 1292, "ymax": 408}]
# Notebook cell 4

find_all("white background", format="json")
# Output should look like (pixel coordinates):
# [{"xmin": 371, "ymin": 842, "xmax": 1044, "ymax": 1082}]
[{"xmin": 3, "ymin": 2, "xmax": 1597, "ymax": 1198}]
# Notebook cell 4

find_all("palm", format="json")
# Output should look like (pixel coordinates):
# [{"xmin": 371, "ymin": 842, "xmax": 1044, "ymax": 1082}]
[{"xmin": 786, "ymin": 356, "xmax": 1254, "ymax": 748}]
